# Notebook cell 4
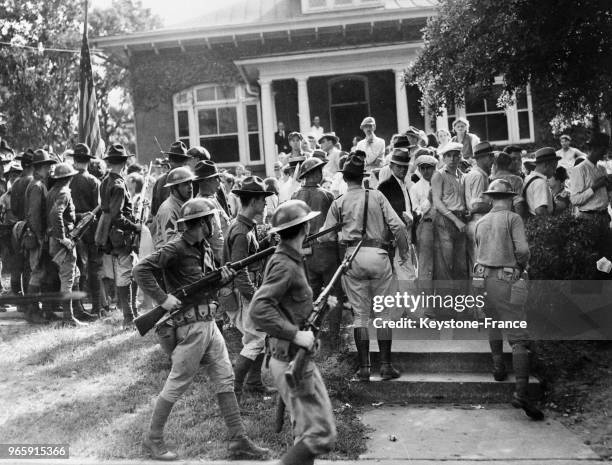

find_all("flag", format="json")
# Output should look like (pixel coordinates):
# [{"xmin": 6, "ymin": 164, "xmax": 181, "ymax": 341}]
[{"xmin": 78, "ymin": 2, "xmax": 104, "ymax": 159}]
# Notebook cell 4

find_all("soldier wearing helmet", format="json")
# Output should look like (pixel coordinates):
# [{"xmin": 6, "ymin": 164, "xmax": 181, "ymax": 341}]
[
  {"xmin": 149, "ymin": 141, "xmax": 192, "ymax": 217},
  {"xmin": 134, "ymin": 197, "xmax": 269, "ymax": 462},
  {"xmin": 152, "ymin": 166, "xmax": 195, "ymax": 248},
  {"xmin": 251, "ymin": 199, "xmax": 337, "ymax": 465},
  {"xmin": 474, "ymin": 178, "xmax": 543, "ymax": 421},
  {"xmin": 47, "ymin": 162, "xmax": 94, "ymax": 325},
  {"xmin": 291, "ymin": 155, "xmax": 343, "ymax": 349}
]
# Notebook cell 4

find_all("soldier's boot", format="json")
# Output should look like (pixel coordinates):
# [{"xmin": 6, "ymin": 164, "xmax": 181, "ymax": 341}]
[
  {"xmin": 280, "ymin": 440, "xmax": 316, "ymax": 465},
  {"xmin": 25, "ymin": 285, "xmax": 50, "ymax": 324},
  {"xmin": 245, "ymin": 353, "xmax": 275, "ymax": 394},
  {"xmin": 217, "ymin": 392, "xmax": 270, "ymax": 459},
  {"xmin": 131, "ymin": 281, "xmax": 139, "ymax": 317},
  {"xmin": 377, "ymin": 327, "xmax": 400, "ymax": 380},
  {"xmin": 143, "ymin": 396, "xmax": 178, "ymax": 461},
  {"xmin": 353, "ymin": 327, "xmax": 371, "ymax": 382},
  {"xmin": 233, "ymin": 355, "xmax": 254, "ymax": 402},
  {"xmin": 489, "ymin": 339, "xmax": 507, "ymax": 381},
  {"xmin": 72, "ymin": 283, "xmax": 97, "ymax": 322},
  {"xmin": 510, "ymin": 345, "xmax": 544, "ymax": 421},
  {"xmin": 117, "ymin": 285, "xmax": 135, "ymax": 329}
]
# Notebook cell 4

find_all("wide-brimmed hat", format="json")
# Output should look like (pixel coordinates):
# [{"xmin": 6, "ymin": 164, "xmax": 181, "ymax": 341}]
[
  {"xmin": 318, "ymin": 132, "xmax": 338, "ymax": 144},
  {"xmin": 389, "ymin": 148, "xmax": 411, "ymax": 166},
  {"xmin": 341, "ymin": 151, "xmax": 366, "ymax": 175},
  {"xmin": 360, "ymin": 116, "xmax": 376, "ymax": 128},
  {"xmin": 193, "ymin": 160, "xmax": 220, "ymax": 180},
  {"xmin": 534, "ymin": 147, "xmax": 561, "ymax": 164},
  {"xmin": 16, "ymin": 148, "xmax": 35, "ymax": 163},
  {"xmin": 268, "ymin": 199, "xmax": 320, "ymax": 234},
  {"xmin": 186, "ymin": 146, "xmax": 211, "ymax": 161},
  {"xmin": 483, "ymin": 179, "xmax": 517, "ymax": 197},
  {"xmin": 163, "ymin": 141, "xmax": 190, "ymax": 160},
  {"xmin": 298, "ymin": 157, "xmax": 327, "ymax": 180},
  {"xmin": 416, "ymin": 154, "xmax": 438, "ymax": 168},
  {"xmin": 438, "ymin": 142, "xmax": 463, "ymax": 156},
  {"xmin": 232, "ymin": 176, "xmax": 274, "ymax": 197},
  {"xmin": 473, "ymin": 141, "xmax": 495, "ymax": 159},
  {"xmin": 73, "ymin": 143, "xmax": 93, "ymax": 160},
  {"xmin": 32, "ymin": 149, "xmax": 58, "ymax": 166},
  {"xmin": 50, "ymin": 162, "xmax": 78, "ymax": 179},
  {"xmin": 586, "ymin": 132, "xmax": 611, "ymax": 149},
  {"xmin": 103, "ymin": 144, "xmax": 129, "ymax": 163}
]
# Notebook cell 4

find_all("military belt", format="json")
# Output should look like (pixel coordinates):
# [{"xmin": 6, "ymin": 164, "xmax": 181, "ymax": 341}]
[
  {"xmin": 480, "ymin": 265, "xmax": 521, "ymax": 281},
  {"xmin": 344, "ymin": 239, "xmax": 386, "ymax": 249},
  {"xmin": 171, "ymin": 304, "xmax": 213, "ymax": 328}
]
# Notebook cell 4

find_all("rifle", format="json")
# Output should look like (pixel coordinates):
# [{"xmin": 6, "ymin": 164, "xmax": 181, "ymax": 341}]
[
  {"xmin": 153, "ymin": 136, "xmax": 165, "ymax": 156},
  {"xmin": 52, "ymin": 206, "xmax": 101, "ymax": 263},
  {"xmin": 133, "ymin": 161, "xmax": 153, "ymax": 253},
  {"xmin": 275, "ymin": 239, "xmax": 363, "ymax": 432},
  {"xmin": 304, "ymin": 223, "xmax": 342, "ymax": 243},
  {"xmin": 133, "ymin": 224, "xmax": 342, "ymax": 337}
]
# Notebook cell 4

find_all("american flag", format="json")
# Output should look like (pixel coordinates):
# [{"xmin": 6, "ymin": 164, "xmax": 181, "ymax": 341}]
[{"xmin": 78, "ymin": 6, "xmax": 103, "ymax": 158}]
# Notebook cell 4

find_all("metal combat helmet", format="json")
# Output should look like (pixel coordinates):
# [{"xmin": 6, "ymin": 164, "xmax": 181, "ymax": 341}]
[
  {"xmin": 176, "ymin": 198, "xmax": 217, "ymax": 223},
  {"xmin": 163, "ymin": 166, "xmax": 196, "ymax": 187},
  {"xmin": 483, "ymin": 178, "xmax": 517, "ymax": 197},
  {"xmin": 268, "ymin": 199, "xmax": 320, "ymax": 234},
  {"xmin": 50, "ymin": 162, "xmax": 78, "ymax": 179},
  {"xmin": 297, "ymin": 157, "xmax": 327, "ymax": 180}
]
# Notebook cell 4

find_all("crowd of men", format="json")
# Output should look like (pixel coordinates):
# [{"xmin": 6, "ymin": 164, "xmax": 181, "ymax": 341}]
[{"xmin": 1, "ymin": 110, "xmax": 611, "ymax": 462}]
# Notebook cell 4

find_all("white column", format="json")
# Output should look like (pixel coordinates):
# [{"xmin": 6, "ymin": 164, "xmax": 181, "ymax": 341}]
[
  {"xmin": 296, "ymin": 76, "xmax": 311, "ymax": 135},
  {"xmin": 424, "ymin": 101, "xmax": 433, "ymax": 133},
  {"xmin": 394, "ymin": 69, "xmax": 409, "ymax": 133},
  {"xmin": 259, "ymin": 78, "xmax": 276, "ymax": 177},
  {"xmin": 436, "ymin": 107, "xmax": 449, "ymax": 133}
]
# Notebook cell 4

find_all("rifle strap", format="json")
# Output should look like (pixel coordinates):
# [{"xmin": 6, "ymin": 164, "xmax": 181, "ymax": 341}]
[{"xmin": 362, "ymin": 189, "xmax": 369, "ymax": 239}]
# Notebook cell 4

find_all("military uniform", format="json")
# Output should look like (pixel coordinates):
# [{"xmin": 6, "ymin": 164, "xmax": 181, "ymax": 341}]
[
  {"xmin": 134, "ymin": 198, "xmax": 268, "ymax": 461},
  {"xmin": 149, "ymin": 141, "xmax": 191, "ymax": 217}
]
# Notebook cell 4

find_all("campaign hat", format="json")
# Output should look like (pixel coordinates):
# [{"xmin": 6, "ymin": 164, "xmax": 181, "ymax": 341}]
[
  {"xmin": 341, "ymin": 151, "xmax": 366, "ymax": 175},
  {"xmin": 193, "ymin": 160, "xmax": 220, "ymax": 180},
  {"xmin": 232, "ymin": 176, "xmax": 274, "ymax": 197},
  {"xmin": 163, "ymin": 141, "xmax": 190, "ymax": 160},
  {"xmin": 103, "ymin": 144, "xmax": 129, "ymax": 163},
  {"xmin": 32, "ymin": 149, "xmax": 58, "ymax": 166}
]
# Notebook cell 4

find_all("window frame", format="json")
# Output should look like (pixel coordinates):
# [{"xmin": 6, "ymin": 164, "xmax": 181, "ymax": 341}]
[
  {"xmin": 446, "ymin": 77, "xmax": 535, "ymax": 145},
  {"xmin": 173, "ymin": 84, "xmax": 263, "ymax": 168}
]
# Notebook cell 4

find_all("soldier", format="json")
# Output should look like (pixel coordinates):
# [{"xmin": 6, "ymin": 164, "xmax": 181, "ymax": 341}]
[
  {"xmin": 250, "ymin": 199, "xmax": 337, "ymax": 465},
  {"xmin": 291, "ymin": 157, "xmax": 342, "ymax": 349},
  {"xmin": 152, "ymin": 167, "xmax": 195, "ymax": 249},
  {"xmin": 70, "ymin": 143, "xmax": 103, "ymax": 316},
  {"xmin": 47, "ymin": 163, "xmax": 93, "ymax": 325},
  {"xmin": 95, "ymin": 144, "xmax": 142, "ymax": 329},
  {"xmin": 150, "ymin": 141, "xmax": 192, "ymax": 217},
  {"xmin": 134, "ymin": 198, "xmax": 269, "ymax": 461},
  {"xmin": 320, "ymin": 152, "xmax": 410, "ymax": 382},
  {"xmin": 194, "ymin": 160, "xmax": 229, "ymax": 266},
  {"xmin": 464, "ymin": 141, "xmax": 495, "ymax": 274},
  {"xmin": 222, "ymin": 176, "xmax": 274, "ymax": 399},
  {"xmin": 474, "ymin": 179, "xmax": 544, "ymax": 420},
  {"xmin": 24, "ymin": 150, "xmax": 57, "ymax": 323}
]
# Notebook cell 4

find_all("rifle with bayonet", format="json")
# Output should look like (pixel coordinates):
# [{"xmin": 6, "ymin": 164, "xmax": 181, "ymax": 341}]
[
  {"xmin": 134, "ymin": 224, "xmax": 342, "ymax": 337},
  {"xmin": 275, "ymin": 239, "xmax": 363, "ymax": 432}
]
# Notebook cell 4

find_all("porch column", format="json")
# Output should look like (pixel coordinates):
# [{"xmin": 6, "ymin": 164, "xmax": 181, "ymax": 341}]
[
  {"xmin": 424, "ymin": 101, "xmax": 433, "ymax": 133},
  {"xmin": 394, "ymin": 68, "xmax": 409, "ymax": 133},
  {"xmin": 436, "ymin": 107, "xmax": 449, "ymax": 133},
  {"xmin": 260, "ymin": 78, "xmax": 276, "ymax": 176},
  {"xmin": 296, "ymin": 76, "xmax": 311, "ymax": 135}
]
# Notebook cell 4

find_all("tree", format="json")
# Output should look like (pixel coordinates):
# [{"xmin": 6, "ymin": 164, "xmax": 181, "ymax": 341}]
[
  {"xmin": 406, "ymin": 0, "xmax": 612, "ymax": 131},
  {"xmin": 0, "ymin": 0, "xmax": 160, "ymax": 152}
]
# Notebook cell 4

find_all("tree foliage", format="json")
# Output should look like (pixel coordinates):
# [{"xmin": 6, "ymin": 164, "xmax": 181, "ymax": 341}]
[
  {"xmin": 406, "ymin": 0, "xmax": 612, "ymax": 129},
  {"xmin": 0, "ymin": 0, "xmax": 160, "ymax": 152}
]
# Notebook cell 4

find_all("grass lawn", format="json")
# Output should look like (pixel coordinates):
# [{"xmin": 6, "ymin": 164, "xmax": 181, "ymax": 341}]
[{"xmin": 0, "ymin": 318, "xmax": 367, "ymax": 460}]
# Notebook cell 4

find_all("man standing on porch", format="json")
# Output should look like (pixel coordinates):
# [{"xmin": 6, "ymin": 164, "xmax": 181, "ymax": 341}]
[
  {"xmin": 356, "ymin": 116, "xmax": 386, "ymax": 171},
  {"xmin": 309, "ymin": 116, "xmax": 324, "ymax": 140}
]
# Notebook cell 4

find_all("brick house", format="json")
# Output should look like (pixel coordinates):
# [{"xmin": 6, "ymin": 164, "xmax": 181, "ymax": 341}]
[{"xmin": 95, "ymin": 0, "xmax": 542, "ymax": 176}]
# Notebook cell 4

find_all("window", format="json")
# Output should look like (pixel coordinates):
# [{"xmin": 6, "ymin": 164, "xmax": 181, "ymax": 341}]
[
  {"xmin": 301, "ymin": 0, "xmax": 383, "ymax": 14},
  {"xmin": 173, "ymin": 85, "xmax": 262, "ymax": 167},
  {"xmin": 445, "ymin": 80, "xmax": 534, "ymax": 145}
]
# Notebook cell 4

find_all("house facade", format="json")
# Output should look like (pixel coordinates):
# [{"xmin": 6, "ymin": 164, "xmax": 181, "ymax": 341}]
[{"xmin": 95, "ymin": 0, "xmax": 542, "ymax": 176}]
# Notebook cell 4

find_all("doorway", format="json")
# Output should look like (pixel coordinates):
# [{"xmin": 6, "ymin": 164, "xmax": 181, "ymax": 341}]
[{"xmin": 329, "ymin": 76, "xmax": 370, "ymax": 150}]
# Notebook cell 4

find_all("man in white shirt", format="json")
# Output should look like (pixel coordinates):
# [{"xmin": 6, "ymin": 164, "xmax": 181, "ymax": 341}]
[
  {"xmin": 309, "ymin": 116, "xmax": 324, "ymax": 140},
  {"xmin": 319, "ymin": 133, "xmax": 341, "ymax": 178},
  {"xmin": 523, "ymin": 147, "xmax": 558, "ymax": 217},
  {"xmin": 356, "ymin": 116, "xmax": 385, "ymax": 171},
  {"xmin": 557, "ymin": 134, "xmax": 586, "ymax": 172},
  {"xmin": 278, "ymin": 155, "xmax": 304, "ymax": 203}
]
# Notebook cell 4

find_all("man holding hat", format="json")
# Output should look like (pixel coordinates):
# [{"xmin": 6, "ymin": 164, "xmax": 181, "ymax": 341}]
[
  {"xmin": 464, "ymin": 141, "xmax": 495, "ymax": 273},
  {"xmin": 24, "ymin": 149, "xmax": 57, "ymax": 323},
  {"xmin": 70, "ymin": 143, "xmax": 103, "ymax": 316},
  {"xmin": 95, "ymin": 144, "xmax": 142, "ymax": 328},
  {"xmin": 194, "ymin": 160, "xmax": 229, "ymax": 266},
  {"xmin": 292, "ymin": 156, "xmax": 343, "ymax": 349},
  {"xmin": 474, "ymin": 178, "xmax": 543, "ymax": 421},
  {"xmin": 431, "ymin": 142, "xmax": 469, "ymax": 305},
  {"xmin": 223, "ymin": 176, "xmax": 274, "ymax": 398},
  {"xmin": 278, "ymin": 154, "xmax": 305, "ymax": 203},
  {"xmin": 557, "ymin": 134, "xmax": 586, "ymax": 171},
  {"xmin": 134, "ymin": 198, "xmax": 269, "ymax": 461},
  {"xmin": 410, "ymin": 153, "xmax": 439, "ymax": 293},
  {"xmin": 153, "ymin": 167, "xmax": 195, "ymax": 249},
  {"xmin": 523, "ymin": 147, "xmax": 559, "ymax": 217},
  {"xmin": 150, "ymin": 141, "xmax": 192, "ymax": 217},
  {"xmin": 319, "ymin": 133, "xmax": 341, "ymax": 178},
  {"xmin": 251, "ymin": 199, "xmax": 337, "ymax": 465},
  {"xmin": 320, "ymin": 151, "xmax": 410, "ymax": 382},
  {"xmin": 356, "ymin": 116, "xmax": 386, "ymax": 171}
]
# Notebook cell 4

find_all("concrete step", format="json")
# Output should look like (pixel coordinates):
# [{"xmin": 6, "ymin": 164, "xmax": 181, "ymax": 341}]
[{"xmin": 349, "ymin": 372, "xmax": 542, "ymax": 403}]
